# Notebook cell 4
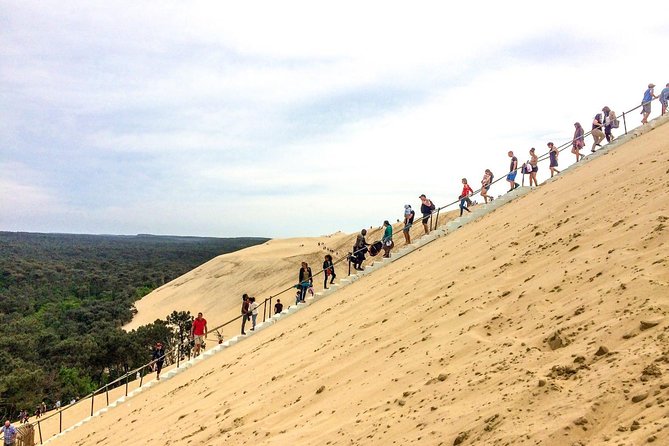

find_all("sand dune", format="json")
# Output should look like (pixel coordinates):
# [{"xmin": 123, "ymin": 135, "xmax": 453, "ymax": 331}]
[
  {"xmin": 125, "ymin": 211, "xmax": 451, "ymax": 336},
  {"xmin": 47, "ymin": 117, "xmax": 669, "ymax": 445}
]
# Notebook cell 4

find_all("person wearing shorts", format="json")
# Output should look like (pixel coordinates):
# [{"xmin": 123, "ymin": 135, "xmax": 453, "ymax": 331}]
[
  {"xmin": 506, "ymin": 151, "xmax": 519, "ymax": 191},
  {"xmin": 529, "ymin": 148, "xmax": 539, "ymax": 187},
  {"xmin": 641, "ymin": 83, "xmax": 657, "ymax": 124},
  {"xmin": 480, "ymin": 169, "xmax": 493, "ymax": 203},
  {"xmin": 403, "ymin": 205, "xmax": 415, "ymax": 244},
  {"xmin": 419, "ymin": 194, "xmax": 435, "ymax": 234},
  {"xmin": 190, "ymin": 312, "xmax": 207, "ymax": 356},
  {"xmin": 660, "ymin": 83, "xmax": 669, "ymax": 116}
]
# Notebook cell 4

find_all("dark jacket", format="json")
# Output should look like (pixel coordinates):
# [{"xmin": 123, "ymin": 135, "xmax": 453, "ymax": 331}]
[{"xmin": 298, "ymin": 267, "xmax": 313, "ymax": 284}]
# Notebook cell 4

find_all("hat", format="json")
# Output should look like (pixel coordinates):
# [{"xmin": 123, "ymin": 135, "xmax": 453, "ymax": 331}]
[
  {"xmin": 648, "ymin": 83, "xmax": 655, "ymax": 88},
  {"xmin": 419, "ymin": 194, "xmax": 426, "ymax": 198},
  {"xmin": 404, "ymin": 204, "xmax": 411, "ymax": 209}
]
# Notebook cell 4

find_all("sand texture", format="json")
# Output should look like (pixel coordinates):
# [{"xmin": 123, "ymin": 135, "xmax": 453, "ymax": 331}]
[{"xmin": 47, "ymin": 119, "xmax": 669, "ymax": 445}]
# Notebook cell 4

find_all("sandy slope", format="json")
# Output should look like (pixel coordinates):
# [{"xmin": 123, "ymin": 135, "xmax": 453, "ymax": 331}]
[
  {"xmin": 49, "ymin": 120, "xmax": 669, "ymax": 446},
  {"xmin": 125, "ymin": 210, "xmax": 450, "ymax": 335}
]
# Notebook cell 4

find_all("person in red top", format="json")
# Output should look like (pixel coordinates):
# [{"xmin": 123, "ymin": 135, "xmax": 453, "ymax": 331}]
[
  {"xmin": 190, "ymin": 312, "xmax": 207, "ymax": 356},
  {"xmin": 459, "ymin": 178, "xmax": 474, "ymax": 216}
]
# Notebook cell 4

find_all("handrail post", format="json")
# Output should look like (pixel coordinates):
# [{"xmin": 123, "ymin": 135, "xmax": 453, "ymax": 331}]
[
  {"xmin": 262, "ymin": 299, "xmax": 267, "ymax": 322},
  {"xmin": 435, "ymin": 209, "xmax": 440, "ymax": 229},
  {"xmin": 140, "ymin": 370, "xmax": 144, "ymax": 387},
  {"xmin": 37, "ymin": 420, "xmax": 43, "ymax": 444},
  {"xmin": 124, "ymin": 366, "xmax": 129, "ymax": 397},
  {"xmin": 59, "ymin": 409, "xmax": 62, "ymax": 433},
  {"xmin": 348, "ymin": 255, "xmax": 352, "ymax": 276},
  {"xmin": 269, "ymin": 297, "xmax": 273, "ymax": 318},
  {"xmin": 105, "ymin": 385, "xmax": 109, "ymax": 405},
  {"xmin": 622, "ymin": 111, "xmax": 627, "ymax": 134},
  {"xmin": 90, "ymin": 392, "xmax": 94, "ymax": 416}
]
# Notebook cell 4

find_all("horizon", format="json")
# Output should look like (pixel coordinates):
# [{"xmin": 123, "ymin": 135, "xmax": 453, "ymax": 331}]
[{"xmin": 2, "ymin": 1, "xmax": 668, "ymax": 238}]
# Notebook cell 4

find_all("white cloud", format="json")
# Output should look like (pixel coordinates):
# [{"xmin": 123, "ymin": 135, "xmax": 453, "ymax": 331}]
[{"xmin": 1, "ymin": 0, "xmax": 668, "ymax": 237}]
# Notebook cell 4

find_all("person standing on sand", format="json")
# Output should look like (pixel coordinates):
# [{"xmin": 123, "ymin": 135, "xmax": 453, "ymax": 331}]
[
  {"xmin": 274, "ymin": 299, "xmax": 283, "ymax": 315},
  {"xmin": 660, "ymin": 83, "xmax": 669, "ymax": 115},
  {"xmin": 381, "ymin": 220, "xmax": 393, "ymax": 258},
  {"xmin": 591, "ymin": 114, "xmax": 605, "ymax": 152},
  {"xmin": 151, "ymin": 342, "xmax": 165, "ymax": 380},
  {"xmin": 403, "ymin": 205, "xmax": 415, "ymax": 244},
  {"xmin": 641, "ymin": 83, "xmax": 657, "ymax": 124},
  {"xmin": 528, "ymin": 148, "xmax": 539, "ymax": 187},
  {"xmin": 548, "ymin": 142, "xmax": 560, "ymax": 177},
  {"xmin": 323, "ymin": 254, "xmax": 335, "ymax": 289},
  {"xmin": 249, "ymin": 297, "xmax": 258, "ymax": 330},
  {"xmin": 506, "ymin": 151, "xmax": 519, "ymax": 191},
  {"xmin": 572, "ymin": 122, "xmax": 585, "ymax": 162},
  {"xmin": 241, "ymin": 294, "xmax": 251, "ymax": 335},
  {"xmin": 190, "ymin": 312, "xmax": 207, "ymax": 356},
  {"xmin": 459, "ymin": 178, "xmax": 473, "ymax": 216},
  {"xmin": 1, "ymin": 420, "xmax": 17, "ymax": 446},
  {"xmin": 419, "ymin": 194, "xmax": 435, "ymax": 234},
  {"xmin": 297, "ymin": 262, "xmax": 312, "ymax": 302},
  {"xmin": 480, "ymin": 169, "xmax": 493, "ymax": 203}
]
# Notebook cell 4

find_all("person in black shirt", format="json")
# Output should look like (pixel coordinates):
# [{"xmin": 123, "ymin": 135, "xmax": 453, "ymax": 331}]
[
  {"xmin": 403, "ymin": 205, "xmax": 415, "ymax": 244},
  {"xmin": 274, "ymin": 299, "xmax": 283, "ymax": 315},
  {"xmin": 322, "ymin": 255, "xmax": 335, "ymax": 289},
  {"xmin": 297, "ymin": 262, "xmax": 313, "ymax": 302},
  {"xmin": 419, "ymin": 194, "xmax": 435, "ymax": 234},
  {"xmin": 151, "ymin": 342, "xmax": 166, "ymax": 380}
]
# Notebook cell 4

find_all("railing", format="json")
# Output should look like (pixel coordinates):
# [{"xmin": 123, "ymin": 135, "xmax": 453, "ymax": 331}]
[{"xmin": 24, "ymin": 94, "xmax": 663, "ymax": 444}]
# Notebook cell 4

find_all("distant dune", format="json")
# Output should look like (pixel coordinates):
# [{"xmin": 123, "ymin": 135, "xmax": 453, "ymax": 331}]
[{"xmin": 50, "ymin": 118, "xmax": 669, "ymax": 445}]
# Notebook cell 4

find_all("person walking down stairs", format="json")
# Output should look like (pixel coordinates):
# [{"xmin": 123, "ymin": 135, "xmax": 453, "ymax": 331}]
[
  {"xmin": 459, "ymin": 178, "xmax": 474, "ymax": 216},
  {"xmin": 419, "ymin": 194, "xmax": 435, "ymax": 234},
  {"xmin": 403, "ymin": 205, "xmax": 415, "ymax": 244},
  {"xmin": 241, "ymin": 295, "xmax": 250, "ymax": 335},
  {"xmin": 506, "ymin": 151, "xmax": 520, "ymax": 192},
  {"xmin": 548, "ymin": 142, "xmax": 560, "ymax": 177},
  {"xmin": 297, "ymin": 262, "xmax": 312, "ymax": 303},
  {"xmin": 323, "ymin": 254, "xmax": 335, "ymax": 289},
  {"xmin": 190, "ymin": 312, "xmax": 207, "ymax": 356}
]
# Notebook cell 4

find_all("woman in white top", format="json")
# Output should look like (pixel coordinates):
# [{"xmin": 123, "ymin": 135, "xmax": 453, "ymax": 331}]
[{"xmin": 249, "ymin": 297, "xmax": 259, "ymax": 330}]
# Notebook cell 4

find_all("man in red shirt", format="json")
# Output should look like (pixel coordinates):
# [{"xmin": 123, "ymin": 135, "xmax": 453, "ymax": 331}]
[
  {"xmin": 190, "ymin": 312, "xmax": 208, "ymax": 356},
  {"xmin": 459, "ymin": 178, "xmax": 474, "ymax": 216}
]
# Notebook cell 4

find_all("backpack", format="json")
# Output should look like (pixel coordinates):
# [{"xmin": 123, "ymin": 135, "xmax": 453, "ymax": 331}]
[
  {"xmin": 522, "ymin": 162, "xmax": 533, "ymax": 174},
  {"xmin": 611, "ymin": 111, "xmax": 619, "ymax": 129},
  {"xmin": 429, "ymin": 201, "xmax": 436, "ymax": 211}
]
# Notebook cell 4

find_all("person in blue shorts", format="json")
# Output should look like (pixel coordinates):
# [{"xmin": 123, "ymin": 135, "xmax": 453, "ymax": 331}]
[{"xmin": 506, "ymin": 151, "xmax": 519, "ymax": 192}]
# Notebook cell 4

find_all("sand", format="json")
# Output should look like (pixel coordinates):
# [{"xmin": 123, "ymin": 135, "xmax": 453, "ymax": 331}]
[{"xmin": 46, "ymin": 118, "xmax": 669, "ymax": 445}]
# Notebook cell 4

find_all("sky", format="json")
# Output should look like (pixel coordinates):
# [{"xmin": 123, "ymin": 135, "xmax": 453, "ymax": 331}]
[{"xmin": 1, "ymin": 1, "xmax": 668, "ymax": 238}]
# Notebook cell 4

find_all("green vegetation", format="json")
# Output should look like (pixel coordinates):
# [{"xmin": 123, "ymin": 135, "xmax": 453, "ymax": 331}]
[{"xmin": 0, "ymin": 232, "xmax": 268, "ymax": 418}]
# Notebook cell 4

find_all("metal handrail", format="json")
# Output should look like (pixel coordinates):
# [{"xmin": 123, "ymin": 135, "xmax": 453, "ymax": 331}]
[{"xmin": 27, "ymin": 93, "xmax": 663, "ymax": 444}]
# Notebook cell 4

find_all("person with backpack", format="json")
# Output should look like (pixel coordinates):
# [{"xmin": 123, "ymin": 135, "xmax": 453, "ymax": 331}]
[
  {"xmin": 419, "ymin": 194, "xmax": 436, "ymax": 234},
  {"xmin": 459, "ymin": 178, "xmax": 473, "ymax": 216},
  {"xmin": 403, "ymin": 205, "xmax": 415, "ymax": 244},
  {"xmin": 661, "ymin": 83, "xmax": 669, "ymax": 116},
  {"xmin": 322, "ymin": 254, "xmax": 335, "ymax": 289},
  {"xmin": 572, "ymin": 122, "xmax": 585, "ymax": 162},
  {"xmin": 480, "ymin": 169, "xmax": 493, "ymax": 203},
  {"xmin": 351, "ymin": 229, "xmax": 369, "ymax": 270},
  {"xmin": 602, "ymin": 106, "xmax": 616, "ymax": 142},
  {"xmin": 381, "ymin": 220, "xmax": 393, "ymax": 258}
]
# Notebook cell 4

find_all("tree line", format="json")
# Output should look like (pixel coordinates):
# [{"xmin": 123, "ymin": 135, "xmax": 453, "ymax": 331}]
[{"xmin": 0, "ymin": 232, "xmax": 268, "ymax": 419}]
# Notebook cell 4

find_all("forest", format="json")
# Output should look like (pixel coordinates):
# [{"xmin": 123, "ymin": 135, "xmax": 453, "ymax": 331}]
[{"xmin": 0, "ymin": 231, "xmax": 268, "ymax": 419}]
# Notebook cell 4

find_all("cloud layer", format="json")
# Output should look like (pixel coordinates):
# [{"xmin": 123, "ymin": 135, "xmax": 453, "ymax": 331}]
[{"xmin": 1, "ymin": 1, "xmax": 667, "ymax": 237}]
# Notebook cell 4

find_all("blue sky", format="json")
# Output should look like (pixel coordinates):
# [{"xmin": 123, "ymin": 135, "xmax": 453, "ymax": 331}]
[{"xmin": 1, "ymin": 1, "xmax": 667, "ymax": 238}]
